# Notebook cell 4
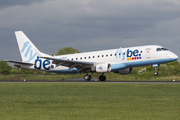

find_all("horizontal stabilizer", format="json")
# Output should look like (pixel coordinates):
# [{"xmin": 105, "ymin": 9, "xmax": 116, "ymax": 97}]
[{"xmin": 5, "ymin": 60, "xmax": 34, "ymax": 65}]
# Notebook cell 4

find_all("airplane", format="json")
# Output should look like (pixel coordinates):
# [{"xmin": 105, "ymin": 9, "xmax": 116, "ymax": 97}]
[{"xmin": 6, "ymin": 31, "xmax": 178, "ymax": 81}]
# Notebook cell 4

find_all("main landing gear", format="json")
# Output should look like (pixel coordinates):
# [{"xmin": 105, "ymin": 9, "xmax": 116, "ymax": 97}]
[
  {"xmin": 84, "ymin": 74, "xmax": 92, "ymax": 81},
  {"xmin": 99, "ymin": 73, "xmax": 106, "ymax": 81},
  {"xmin": 84, "ymin": 73, "xmax": 107, "ymax": 81}
]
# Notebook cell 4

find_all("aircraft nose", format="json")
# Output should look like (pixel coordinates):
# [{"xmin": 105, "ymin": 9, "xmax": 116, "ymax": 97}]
[{"xmin": 169, "ymin": 52, "xmax": 178, "ymax": 61}]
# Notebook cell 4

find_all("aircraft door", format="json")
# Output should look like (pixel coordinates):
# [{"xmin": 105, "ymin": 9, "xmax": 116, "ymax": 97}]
[{"xmin": 146, "ymin": 48, "xmax": 151, "ymax": 59}]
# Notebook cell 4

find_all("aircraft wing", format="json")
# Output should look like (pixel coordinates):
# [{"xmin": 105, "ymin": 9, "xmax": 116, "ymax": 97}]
[{"xmin": 40, "ymin": 56, "xmax": 95, "ymax": 71}]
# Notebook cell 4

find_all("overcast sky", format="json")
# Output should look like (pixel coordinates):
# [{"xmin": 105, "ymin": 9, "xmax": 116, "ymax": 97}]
[{"xmin": 0, "ymin": 0, "xmax": 180, "ymax": 61}]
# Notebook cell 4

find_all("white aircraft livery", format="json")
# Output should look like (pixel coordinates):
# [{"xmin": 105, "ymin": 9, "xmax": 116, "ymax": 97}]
[{"xmin": 6, "ymin": 31, "xmax": 178, "ymax": 81}]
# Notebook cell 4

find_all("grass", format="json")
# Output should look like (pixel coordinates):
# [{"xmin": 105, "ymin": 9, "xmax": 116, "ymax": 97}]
[{"xmin": 0, "ymin": 83, "xmax": 180, "ymax": 120}]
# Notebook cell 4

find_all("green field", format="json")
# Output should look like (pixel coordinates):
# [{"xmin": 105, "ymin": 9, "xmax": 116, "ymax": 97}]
[{"xmin": 0, "ymin": 83, "xmax": 180, "ymax": 120}]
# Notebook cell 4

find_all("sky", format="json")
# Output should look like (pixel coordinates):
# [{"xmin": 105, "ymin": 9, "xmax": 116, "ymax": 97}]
[{"xmin": 0, "ymin": 0, "xmax": 180, "ymax": 61}]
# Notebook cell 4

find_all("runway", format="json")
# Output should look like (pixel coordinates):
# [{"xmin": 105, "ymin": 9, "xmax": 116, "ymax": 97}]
[{"xmin": 0, "ymin": 81, "xmax": 180, "ymax": 84}]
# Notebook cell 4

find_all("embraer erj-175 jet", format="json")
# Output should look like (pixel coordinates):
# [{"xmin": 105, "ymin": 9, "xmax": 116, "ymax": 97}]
[{"xmin": 6, "ymin": 31, "xmax": 178, "ymax": 81}]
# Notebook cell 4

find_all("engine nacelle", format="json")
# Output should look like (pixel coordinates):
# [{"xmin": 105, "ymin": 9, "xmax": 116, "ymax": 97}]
[
  {"xmin": 117, "ymin": 68, "xmax": 133, "ymax": 75},
  {"xmin": 91, "ymin": 63, "xmax": 111, "ymax": 73}
]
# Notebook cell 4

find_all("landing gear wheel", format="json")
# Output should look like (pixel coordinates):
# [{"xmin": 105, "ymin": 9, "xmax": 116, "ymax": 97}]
[
  {"xmin": 84, "ymin": 75, "xmax": 92, "ymax": 81},
  {"xmin": 154, "ymin": 72, "xmax": 158, "ymax": 75},
  {"xmin": 99, "ymin": 75, "xmax": 106, "ymax": 81},
  {"xmin": 154, "ymin": 66, "xmax": 159, "ymax": 76}
]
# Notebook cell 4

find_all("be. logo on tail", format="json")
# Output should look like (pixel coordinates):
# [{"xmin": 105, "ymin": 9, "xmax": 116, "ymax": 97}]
[{"xmin": 21, "ymin": 41, "xmax": 37, "ymax": 63}]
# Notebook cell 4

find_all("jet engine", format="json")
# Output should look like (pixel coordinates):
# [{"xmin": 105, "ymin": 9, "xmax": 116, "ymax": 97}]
[
  {"xmin": 91, "ymin": 63, "xmax": 111, "ymax": 73},
  {"xmin": 115, "ymin": 68, "xmax": 133, "ymax": 75}
]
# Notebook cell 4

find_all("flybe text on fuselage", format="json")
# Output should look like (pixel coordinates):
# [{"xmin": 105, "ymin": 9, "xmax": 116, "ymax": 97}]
[{"xmin": 115, "ymin": 49, "xmax": 142, "ymax": 61}]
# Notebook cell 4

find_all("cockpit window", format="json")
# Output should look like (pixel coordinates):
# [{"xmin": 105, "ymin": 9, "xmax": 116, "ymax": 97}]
[
  {"xmin": 156, "ymin": 48, "xmax": 168, "ymax": 51},
  {"xmin": 156, "ymin": 48, "xmax": 161, "ymax": 51},
  {"xmin": 161, "ymin": 48, "xmax": 168, "ymax": 51}
]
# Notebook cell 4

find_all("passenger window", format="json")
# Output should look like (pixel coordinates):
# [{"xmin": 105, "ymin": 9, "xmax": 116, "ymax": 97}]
[
  {"xmin": 106, "ymin": 54, "xmax": 108, "ymax": 57},
  {"xmin": 80, "ymin": 57, "xmax": 82, "ymax": 60},
  {"xmin": 102, "ymin": 55, "xmax": 104, "ymax": 57},
  {"xmin": 110, "ymin": 54, "xmax": 112, "ymax": 56},
  {"xmin": 89, "ymin": 56, "xmax": 91, "ymax": 59},
  {"xmin": 84, "ymin": 57, "xmax": 86, "ymax": 59},
  {"xmin": 76, "ymin": 58, "xmax": 78, "ymax": 60},
  {"xmin": 93, "ymin": 56, "xmax": 95, "ymax": 58}
]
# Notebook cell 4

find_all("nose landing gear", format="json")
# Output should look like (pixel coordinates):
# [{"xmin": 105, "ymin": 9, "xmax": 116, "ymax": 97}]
[
  {"xmin": 154, "ymin": 71, "xmax": 159, "ymax": 75},
  {"xmin": 153, "ymin": 64, "xmax": 159, "ymax": 75}
]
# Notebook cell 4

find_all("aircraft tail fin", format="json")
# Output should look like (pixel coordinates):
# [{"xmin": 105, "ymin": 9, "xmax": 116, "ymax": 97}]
[{"xmin": 15, "ymin": 31, "xmax": 40, "ymax": 63}]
